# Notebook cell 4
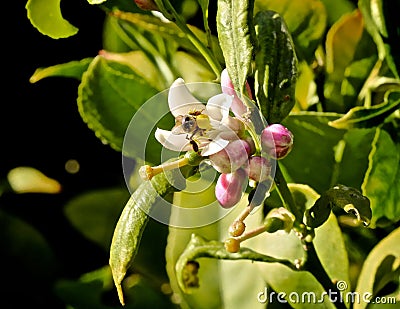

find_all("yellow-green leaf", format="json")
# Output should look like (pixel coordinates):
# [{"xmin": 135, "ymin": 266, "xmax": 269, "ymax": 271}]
[{"xmin": 26, "ymin": 0, "xmax": 79, "ymax": 39}]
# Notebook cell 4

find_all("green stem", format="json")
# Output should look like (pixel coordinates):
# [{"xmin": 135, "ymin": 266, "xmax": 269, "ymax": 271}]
[{"xmin": 156, "ymin": 0, "xmax": 222, "ymax": 79}]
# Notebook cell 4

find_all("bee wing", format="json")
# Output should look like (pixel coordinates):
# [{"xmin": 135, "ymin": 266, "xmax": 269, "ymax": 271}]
[
  {"xmin": 171, "ymin": 124, "xmax": 186, "ymax": 135},
  {"xmin": 171, "ymin": 115, "xmax": 185, "ymax": 134}
]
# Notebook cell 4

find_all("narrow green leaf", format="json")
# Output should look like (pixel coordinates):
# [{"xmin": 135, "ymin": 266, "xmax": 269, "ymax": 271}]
[
  {"xmin": 329, "ymin": 90, "xmax": 400, "ymax": 129},
  {"xmin": 26, "ymin": 0, "xmax": 79, "ymax": 39},
  {"xmin": 109, "ymin": 167, "xmax": 186, "ymax": 305},
  {"xmin": 29, "ymin": 58, "xmax": 93, "ymax": 83},
  {"xmin": 217, "ymin": 0, "xmax": 255, "ymax": 93},
  {"xmin": 362, "ymin": 128, "xmax": 400, "ymax": 227},
  {"xmin": 254, "ymin": 10, "xmax": 298, "ymax": 123}
]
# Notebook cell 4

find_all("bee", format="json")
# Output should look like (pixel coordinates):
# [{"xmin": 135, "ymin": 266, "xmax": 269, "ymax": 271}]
[{"xmin": 172, "ymin": 110, "xmax": 211, "ymax": 152}]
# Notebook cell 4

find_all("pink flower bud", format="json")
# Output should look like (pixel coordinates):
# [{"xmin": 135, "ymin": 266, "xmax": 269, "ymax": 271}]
[
  {"xmin": 215, "ymin": 168, "xmax": 248, "ymax": 208},
  {"xmin": 221, "ymin": 68, "xmax": 252, "ymax": 118},
  {"xmin": 248, "ymin": 156, "xmax": 272, "ymax": 182},
  {"xmin": 134, "ymin": 0, "xmax": 159, "ymax": 11},
  {"xmin": 209, "ymin": 139, "xmax": 250, "ymax": 173},
  {"xmin": 261, "ymin": 124, "xmax": 294, "ymax": 159}
]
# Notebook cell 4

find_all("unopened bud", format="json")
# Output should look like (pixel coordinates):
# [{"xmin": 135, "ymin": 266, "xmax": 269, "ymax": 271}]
[
  {"xmin": 265, "ymin": 207, "xmax": 296, "ymax": 234},
  {"xmin": 224, "ymin": 237, "xmax": 241, "ymax": 253},
  {"xmin": 261, "ymin": 124, "xmax": 294, "ymax": 159},
  {"xmin": 215, "ymin": 168, "xmax": 248, "ymax": 208},
  {"xmin": 209, "ymin": 139, "xmax": 250, "ymax": 174},
  {"xmin": 248, "ymin": 156, "xmax": 272, "ymax": 183},
  {"xmin": 229, "ymin": 220, "xmax": 246, "ymax": 237}
]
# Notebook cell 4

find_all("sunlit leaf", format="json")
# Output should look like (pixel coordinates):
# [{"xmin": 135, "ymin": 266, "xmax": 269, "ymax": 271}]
[
  {"xmin": 354, "ymin": 227, "xmax": 400, "ymax": 309},
  {"xmin": 320, "ymin": 0, "xmax": 355, "ymax": 25},
  {"xmin": 7, "ymin": 166, "xmax": 61, "ymax": 194},
  {"xmin": 29, "ymin": 58, "xmax": 93, "ymax": 83},
  {"xmin": 78, "ymin": 53, "xmax": 159, "ymax": 152},
  {"xmin": 217, "ymin": 0, "xmax": 255, "ymax": 94},
  {"xmin": 324, "ymin": 9, "xmax": 377, "ymax": 112},
  {"xmin": 26, "ymin": 0, "xmax": 79, "ymax": 39},
  {"xmin": 361, "ymin": 128, "xmax": 399, "ymax": 227},
  {"xmin": 329, "ymin": 90, "xmax": 400, "ymax": 129}
]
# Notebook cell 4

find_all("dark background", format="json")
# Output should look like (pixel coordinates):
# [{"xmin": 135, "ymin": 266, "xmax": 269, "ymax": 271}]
[{"xmin": 2, "ymin": 1, "xmax": 123, "ymax": 307}]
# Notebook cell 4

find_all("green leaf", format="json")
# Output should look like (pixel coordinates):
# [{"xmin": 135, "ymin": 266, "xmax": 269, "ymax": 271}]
[
  {"xmin": 320, "ymin": 0, "xmax": 355, "ymax": 25},
  {"xmin": 111, "ymin": 11, "xmax": 224, "ymax": 65},
  {"xmin": 354, "ymin": 227, "xmax": 400, "ymax": 309},
  {"xmin": 361, "ymin": 128, "xmax": 400, "ymax": 227},
  {"xmin": 77, "ymin": 53, "xmax": 159, "ymax": 152},
  {"xmin": 29, "ymin": 58, "xmax": 93, "ymax": 83},
  {"xmin": 280, "ymin": 112, "xmax": 346, "ymax": 193},
  {"xmin": 334, "ymin": 128, "xmax": 376, "ymax": 190},
  {"xmin": 254, "ymin": 184, "xmax": 350, "ymax": 308},
  {"xmin": 172, "ymin": 51, "xmax": 215, "ymax": 83},
  {"xmin": 254, "ymin": 0, "xmax": 327, "ymax": 62},
  {"xmin": 217, "ymin": 0, "xmax": 255, "ymax": 94},
  {"xmin": 305, "ymin": 184, "xmax": 372, "ymax": 228},
  {"xmin": 329, "ymin": 90, "xmax": 400, "ymax": 129},
  {"xmin": 26, "ymin": 0, "xmax": 79, "ymax": 39},
  {"xmin": 64, "ymin": 187, "xmax": 130, "ymax": 251},
  {"xmin": 110, "ymin": 167, "xmax": 187, "ymax": 305},
  {"xmin": 254, "ymin": 10, "xmax": 298, "ymax": 123},
  {"xmin": 324, "ymin": 9, "xmax": 378, "ymax": 112}
]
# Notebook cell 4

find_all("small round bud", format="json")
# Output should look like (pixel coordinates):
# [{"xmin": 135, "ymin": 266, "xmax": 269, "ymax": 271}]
[
  {"xmin": 248, "ymin": 156, "xmax": 272, "ymax": 183},
  {"xmin": 224, "ymin": 237, "xmax": 241, "ymax": 253},
  {"xmin": 261, "ymin": 124, "xmax": 294, "ymax": 159},
  {"xmin": 209, "ymin": 139, "xmax": 250, "ymax": 174},
  {"xmin": 229, "ymin": 220, "xmax": 246, "ymax": 237},
  {"xmin": 215, "ymin": 168, "xmax": 248, "ymax": 208}
]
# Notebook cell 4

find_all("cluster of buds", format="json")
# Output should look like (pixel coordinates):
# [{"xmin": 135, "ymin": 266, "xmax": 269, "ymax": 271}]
[{"xmin": 139, "ymin": 69, "xmax": 295, "ymax": 251}]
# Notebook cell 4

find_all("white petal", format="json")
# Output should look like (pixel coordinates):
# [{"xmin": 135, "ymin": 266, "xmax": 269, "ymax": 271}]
[
  {"xmin": 201, "ymin": 135, "xmax": 229, "ymax": 156},
  {"xmin": 155, "ymin": 128, "xmax": 191, "ymax": 152},
  {"xmin": 205, "ymin": 93, "xmax": 233, "ymax": 122},
  {"xmin": 168, "ymin": 78, "xmax": 205, "ymax": 117}
]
